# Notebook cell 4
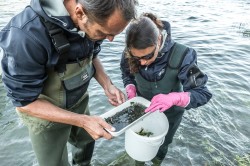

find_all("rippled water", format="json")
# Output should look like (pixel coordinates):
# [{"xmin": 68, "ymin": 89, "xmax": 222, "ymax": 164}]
[{"xmin": 0, "ymin": 0, "xmax": 250, "ymax": 166}]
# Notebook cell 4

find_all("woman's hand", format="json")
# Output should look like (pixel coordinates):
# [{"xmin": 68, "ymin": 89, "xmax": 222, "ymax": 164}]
[
  {"xmin": 125, "ymin": 84, "xmax": 137, "ymax": 99},
  {"xmin": 145, "ymin": 92, "xmax": 190, "ymax": 112}
]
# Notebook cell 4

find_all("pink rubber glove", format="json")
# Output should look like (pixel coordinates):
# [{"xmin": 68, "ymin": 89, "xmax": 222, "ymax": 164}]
[
  {"xmin": 145, "ymin": 92, "xmax": 190, "ymax": 112},
  {"xmin": 125, "ymin": 84, "xmax": 136, "ymax": 100}
]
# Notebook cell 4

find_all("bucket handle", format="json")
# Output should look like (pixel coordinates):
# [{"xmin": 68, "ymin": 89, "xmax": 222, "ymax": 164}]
[{"xmin": 147, "ymin": 137, "xmax": 165, "ymax": 146}]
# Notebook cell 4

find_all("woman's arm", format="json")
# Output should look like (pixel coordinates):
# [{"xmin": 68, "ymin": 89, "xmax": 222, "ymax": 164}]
[{"xmin": 179, "ymin": 48, "xmax": 212, "ymax": 109}]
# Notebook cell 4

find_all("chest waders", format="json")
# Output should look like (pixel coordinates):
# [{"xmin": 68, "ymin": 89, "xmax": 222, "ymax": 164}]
[
  {"xmin": 135, "ymin": 43, "xmax": 189, "ymax": 164},
  {"xmin": 16, "ymin": 19, "xmax": 95, "ymax": 166}
]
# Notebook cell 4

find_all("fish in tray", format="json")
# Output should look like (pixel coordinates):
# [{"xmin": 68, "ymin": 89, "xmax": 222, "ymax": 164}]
[
  {"xmin": 100, "ymin": 97, "xmax": 151, "ymax": 137},
  {"xmin": 104, "ymin": 102, "xmax": 147, "ymax": 132}
]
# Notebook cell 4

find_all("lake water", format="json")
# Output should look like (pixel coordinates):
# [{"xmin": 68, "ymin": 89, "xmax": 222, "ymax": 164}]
[{"xmin": 0, "ymin": 0, "xmax": 250, "ymax": 166}]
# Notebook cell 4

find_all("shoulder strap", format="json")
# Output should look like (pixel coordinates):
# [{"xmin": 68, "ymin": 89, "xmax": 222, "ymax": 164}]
[
  {"xmin": 167, "ymin": 42, "xmax": 188, "ymax": 69},
  {"xmin": 41, "ymin": 18, "xmax": 70, "ymax": 73}
]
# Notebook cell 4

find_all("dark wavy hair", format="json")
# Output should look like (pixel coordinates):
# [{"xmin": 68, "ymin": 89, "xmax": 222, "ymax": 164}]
[
  {"xmin": 125, "ymin": 13, "xmax": 164, "ymax": 73},
  {"xmin": 77, "ymin": 0, "xmax": 138, "ymax": 25}
]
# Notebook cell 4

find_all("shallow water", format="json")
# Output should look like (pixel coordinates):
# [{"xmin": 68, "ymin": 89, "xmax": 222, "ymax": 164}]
[{"xmin": 0, "ymin": 0, "xmax": 250, "ymax": 166}]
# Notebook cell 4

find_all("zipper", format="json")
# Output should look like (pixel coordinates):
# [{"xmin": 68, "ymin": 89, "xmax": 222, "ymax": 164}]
[
  {"xmin": 154, "ymin": 76, "xmax": 157, "ymax": 88},
  {"xmin": 50, "ymin": 15, "xmax": 68, "ymax": 27}
]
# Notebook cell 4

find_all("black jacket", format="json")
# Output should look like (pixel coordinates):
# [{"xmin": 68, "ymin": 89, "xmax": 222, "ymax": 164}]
[
  {"xmin": 0, "ymin": 0, "xmax": 101, "ymax": 106},
  {"xmin": 120, "ymin": 21, "xmax": 212, "ymax": 109}
]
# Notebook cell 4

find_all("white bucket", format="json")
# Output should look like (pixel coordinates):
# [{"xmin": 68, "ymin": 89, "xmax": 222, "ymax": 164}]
[{"xmin": 125, "ymin": 111, "xmax": 169, "ymax": 161}]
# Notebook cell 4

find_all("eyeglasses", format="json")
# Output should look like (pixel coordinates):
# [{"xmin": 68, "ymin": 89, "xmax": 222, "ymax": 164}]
[{"xmin": 130, "ymin": 46, "xmax": 156, "ymax": 61}]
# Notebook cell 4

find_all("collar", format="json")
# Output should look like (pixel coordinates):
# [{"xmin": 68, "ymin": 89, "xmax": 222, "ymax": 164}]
[{"xmin": 42, "ymin": 0, "xmax": 69, "ymax": 17}]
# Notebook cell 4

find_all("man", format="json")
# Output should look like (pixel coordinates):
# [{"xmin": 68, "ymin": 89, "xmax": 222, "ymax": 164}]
[{"xmin": 0, "ymin": 0, "xmax": 138, "ymax": 165}]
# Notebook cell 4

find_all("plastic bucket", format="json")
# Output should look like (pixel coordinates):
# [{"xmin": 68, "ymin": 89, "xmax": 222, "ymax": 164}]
[{"xmin": 125, "ymin": 111, "xmax": 169, "ymax": 161}]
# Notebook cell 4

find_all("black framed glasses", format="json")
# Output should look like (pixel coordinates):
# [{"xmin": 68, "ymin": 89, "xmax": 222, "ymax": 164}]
[{"xmin": 130, "ymin": 46, "xmax": 156, "ymax": 61}]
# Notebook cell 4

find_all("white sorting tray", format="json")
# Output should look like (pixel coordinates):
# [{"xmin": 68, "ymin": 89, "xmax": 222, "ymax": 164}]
[{"xmin": 100, "ymin": 96, "xmax": 151, "ymax": 137}]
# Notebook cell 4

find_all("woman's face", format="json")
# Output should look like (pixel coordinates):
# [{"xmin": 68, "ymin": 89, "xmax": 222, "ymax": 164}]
[{"xmin": 129, "ymin": 34, "xmax": 161, "ymax": 66}]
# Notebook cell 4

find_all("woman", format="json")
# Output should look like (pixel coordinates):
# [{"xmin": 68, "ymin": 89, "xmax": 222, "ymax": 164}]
[{"xmin": 120, "ymin": 13, "xmax": 212, "ymax": 165}]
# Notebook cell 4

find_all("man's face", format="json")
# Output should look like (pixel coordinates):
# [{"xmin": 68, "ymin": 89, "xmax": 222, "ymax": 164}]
[{"xmin": 76, "ymin": 7, "xmax": 129, "ymax": 41}]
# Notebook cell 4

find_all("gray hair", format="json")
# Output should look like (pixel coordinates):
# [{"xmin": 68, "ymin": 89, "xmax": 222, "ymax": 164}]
[{"xmin": 77, "ymin": 0, "xmax": 138, "ymax": 25}]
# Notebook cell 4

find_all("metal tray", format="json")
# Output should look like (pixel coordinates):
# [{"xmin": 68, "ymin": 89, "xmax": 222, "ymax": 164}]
[{"xmin": 100, "ymin": 97, "xmax": 151, "ymax": 137}]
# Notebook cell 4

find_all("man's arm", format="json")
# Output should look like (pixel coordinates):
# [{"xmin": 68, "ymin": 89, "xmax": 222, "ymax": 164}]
[
  {"xmin": 17, "ymin": 99, "xmax": 114, "ymax": 140},
  {"xmin": 92, "ymin": 57, "xmax": 125, "ymax": 106}
]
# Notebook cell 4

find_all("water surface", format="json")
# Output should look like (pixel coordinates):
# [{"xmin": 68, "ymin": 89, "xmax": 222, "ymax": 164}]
[{"xmin": 0, "ymin": 0, "xmax": 249, "ymax": 165}]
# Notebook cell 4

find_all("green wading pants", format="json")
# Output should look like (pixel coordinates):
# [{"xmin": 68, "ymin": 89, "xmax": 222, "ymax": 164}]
[
  {"xmin": 18, "ymin": 94, "xmax": 95, "ymax": 166},
  {"xmin": 156, "ymin": 108, "xmax": 184, "ymax": 160}
]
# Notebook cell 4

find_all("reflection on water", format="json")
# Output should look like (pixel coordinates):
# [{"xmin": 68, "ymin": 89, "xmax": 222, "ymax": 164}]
[{"xmin": 0, "ymin": 0, "xmax": 250, "ymax": 165}]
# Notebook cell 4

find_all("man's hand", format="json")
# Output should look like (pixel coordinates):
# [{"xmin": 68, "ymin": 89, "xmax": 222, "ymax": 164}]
[
  {"xmin": 92, "ymin": 57, "xmax": 125, "ymax": 106},
  {"xmin": 78, "ymin": 115, "xmax": 115, "ymax": 140},
  {"xmin": 17, "ymin": 99, "xmax": 116, "ymax": 140},
  {"xmin": 104, "ymin": 84, "xmax": 126, "ymax": 106}
]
